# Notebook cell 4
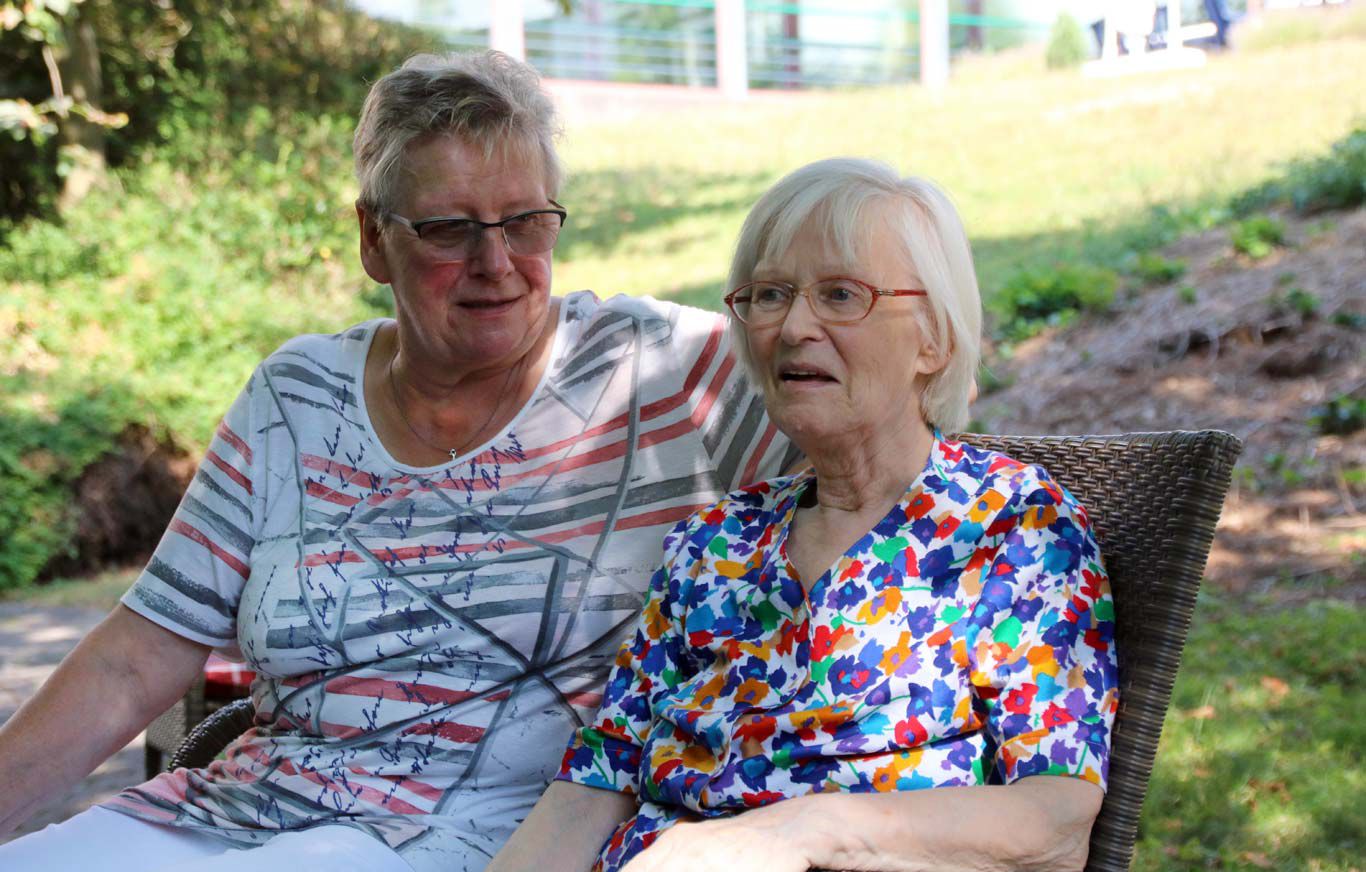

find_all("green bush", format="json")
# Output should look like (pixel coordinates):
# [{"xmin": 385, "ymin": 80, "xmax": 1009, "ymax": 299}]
[
  {"xmin": 995, "ymin": 264, "xmax": 1119, "ymax": 338},
  {"xmin": 1124, "ymin": 251, "xmax": 1188, "ymax": 285},
  {"xmin": 0, "ymin": 0, "xmax": 437, "ymax": 222},
  {"xmin": 1233, "ymin": 124, "xmax": 1366, "ymax": 216},
  {"xmin": 1231, "ymin": 215, "xmax": 1286, "ymax": 259},
  {"xmin": 1046, "ymin": 13, "xmax": 1090, "ymax": 70},
  {"xmin": 0, "ymin": 15, "xmax": 413, "ymax": 590}
]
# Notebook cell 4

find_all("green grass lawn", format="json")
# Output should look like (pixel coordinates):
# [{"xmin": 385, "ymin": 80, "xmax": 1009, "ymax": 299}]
[{"xmin": 1136, "ymin": 593, "xmax": 1365, "ymax": 871}]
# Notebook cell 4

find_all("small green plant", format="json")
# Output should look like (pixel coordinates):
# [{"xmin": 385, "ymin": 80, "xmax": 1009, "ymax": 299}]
[
  {"xmin": 1268, "ymin": 287, "xmax": 1320, "ymax": 320},
  {"xmin": 1310, "ymin": 394, "xmax": 1366, "ymax": 436},
  {"xmin": 1178, "ymin": 284, "xmax": 1198, "ymax": 305},
  {"xmin": 1045, "ymin": 13, "xmax": 1089, "ymax": 70},
  {"xmin": 995, "ymin": 264, "xmax": 1119, "ymax": 339},
  {"xmin": 1330, "ymin": 310, "xmax": 1365, "ymax": 330},
  {"xmin": 1125, "ymin": 251, "xmax": 1188, "ymax": 285},
  {"xmin": 1231, "ymin": 215, "xmax": 1286, "ymax": 259}
]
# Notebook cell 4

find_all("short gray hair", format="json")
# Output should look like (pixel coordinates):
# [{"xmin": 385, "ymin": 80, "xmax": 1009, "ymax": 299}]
[
  {"xmin": 353, "ymin": 51, "xmax": 564, "ymax": 217},
  {"xmin": 726, "ymin": 158, "xmax": 982, "ymax": 433}
]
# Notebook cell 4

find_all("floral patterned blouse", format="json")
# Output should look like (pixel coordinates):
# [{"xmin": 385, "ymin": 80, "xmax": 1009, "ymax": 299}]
[{"xmin": 555, "ymin": 435, "xmax": 1119, "ymax": 872}]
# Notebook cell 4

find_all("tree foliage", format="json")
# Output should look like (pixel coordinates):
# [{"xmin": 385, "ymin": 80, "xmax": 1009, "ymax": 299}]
[{"xmin": 0, "ymin": 0, "xmax": 437, "ymax": 221}]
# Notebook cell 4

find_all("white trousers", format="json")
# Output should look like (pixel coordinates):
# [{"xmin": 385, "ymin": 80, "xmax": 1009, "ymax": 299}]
[{"xmin": 0, "ymin": 806, "xmax": 415, "ymax": 871}]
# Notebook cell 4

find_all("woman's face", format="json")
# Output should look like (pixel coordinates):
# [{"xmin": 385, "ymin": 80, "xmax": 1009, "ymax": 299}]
[
  {"xmin": 744, "ymin": 208, "xmax": 945, "ymax": 452},
  {"xmin": 360, "ymin": 135, "xmax": 556, "ymax": 373}
]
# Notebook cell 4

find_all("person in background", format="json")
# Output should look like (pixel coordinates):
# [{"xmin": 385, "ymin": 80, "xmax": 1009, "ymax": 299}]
[
  {"xmin": 490, "ymin": 158, "xmax": 1118, "ymax": 872},
  {"xmin": 0, "ymin": 51, "xmax": 792, "ymax": 872}
]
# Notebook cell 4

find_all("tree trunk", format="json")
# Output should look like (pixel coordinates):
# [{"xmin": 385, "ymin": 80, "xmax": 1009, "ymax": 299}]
[{"xmin": 56, "ymin": 1, "xmax": 107, "ymax": 212}]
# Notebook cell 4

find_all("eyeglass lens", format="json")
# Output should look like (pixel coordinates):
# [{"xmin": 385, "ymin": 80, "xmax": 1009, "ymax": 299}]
[
  {"xmin": 419, "ymin": 212, "xmax": 563, "ymax": 258},
  {"xmin": 737, "ymin": 279, "xmax": 873, "ymax": 324}
]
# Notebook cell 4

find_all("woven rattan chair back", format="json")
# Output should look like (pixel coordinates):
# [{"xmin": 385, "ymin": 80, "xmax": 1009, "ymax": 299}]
[
  {"xmin": 959, "ymin": 430, "xmax": 1241, "ymax": 871},
  {"xmin": 171, "ymin": 430, "xmax": 1243, "ymax": 872}
]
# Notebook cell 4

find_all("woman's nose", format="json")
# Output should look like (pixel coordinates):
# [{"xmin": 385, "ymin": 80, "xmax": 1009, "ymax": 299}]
[
  {"xmin": 778, "ymin": 290, "xmax": 825, "ymax": 343},
  {"xmin": 470, "ymin": 226, "xmax": 515, "ymax": 276}
]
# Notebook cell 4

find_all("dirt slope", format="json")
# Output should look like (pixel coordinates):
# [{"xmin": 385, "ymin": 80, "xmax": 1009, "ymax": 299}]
[{"xmin": 974, "ymin": 208, "xmax": 1365, "ymax": 600}]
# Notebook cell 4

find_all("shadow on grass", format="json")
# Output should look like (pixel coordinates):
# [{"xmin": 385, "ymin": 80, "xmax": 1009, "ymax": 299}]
[{"xmin": 556, "ymin": 166, "xmax": 773, "ymax": 261}]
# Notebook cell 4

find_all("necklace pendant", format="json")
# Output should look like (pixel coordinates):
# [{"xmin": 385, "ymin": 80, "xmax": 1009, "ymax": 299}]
[{"xmin": 449, "ymin": 448, "xmax": 460, "ymax": 462}]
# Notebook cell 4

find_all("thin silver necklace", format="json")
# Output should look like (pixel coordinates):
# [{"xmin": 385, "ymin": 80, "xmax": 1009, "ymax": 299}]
[{"xmin": 387, "ymin": 351, "xmax": 517, "ymax": 462}]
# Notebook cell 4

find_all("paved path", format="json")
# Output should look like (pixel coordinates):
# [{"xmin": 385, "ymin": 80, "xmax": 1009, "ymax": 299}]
[{"xmin": 0, "ymin": 603, "xmax": 144, "ymax": 844}]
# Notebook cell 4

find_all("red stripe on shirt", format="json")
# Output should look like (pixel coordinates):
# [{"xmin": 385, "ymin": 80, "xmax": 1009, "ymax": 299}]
[
  {"xmin": 168, "ymin": 518, "xmax": 250, "ymax": 579},
  {"xmin": 401, "ymin": 720, "xmax": 487, "ymax": 744},
  {"xmin": 206, "ymin": 449, "xmax": 253, "ymax": 496},
  {"xmin": 215, "ymin": 421, "xmax": 254, "ymax": 465}
]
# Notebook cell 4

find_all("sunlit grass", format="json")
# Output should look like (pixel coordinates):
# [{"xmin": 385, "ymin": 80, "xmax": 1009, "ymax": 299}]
[
  {"xmin": 553, "ymin": 38, "xmax": 1366, "ymax": 306},
  {"xmin": 1135, "ymin": 594, "xmax": 1365, "ymax": 870}
]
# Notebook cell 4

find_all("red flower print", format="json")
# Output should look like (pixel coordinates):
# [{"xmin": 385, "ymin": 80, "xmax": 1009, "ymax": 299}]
[
  {"xmin": 1042, "ymin": 704, "xmax": 1075, "ymax": 728},
  {"xmin": 1081, "ymin": 568, "xmax": 1105, "ymax": 600},
  {"xmin": 743, "ymin": 790, "xmax": 785, "ymax": 807},
  {"xmin": 839, "ymin": 559, "xmax": 865, "ymax": 581},
  {"xmin": 894, "ymin": 717, "xmax": 928, "ymax": 747},
  {"xmin": 811, "ymin": 624, "xmax": 853, "ymax": 660},
  {"xmin": 906, "ymin": 492, "xmax": 936, "ymax": 520},
  {"xmin": 735, "ymin": 714, "xmax": 776, "ymax": 743},
  {"xmin": 688, "ymin": 630, "xmax": 713, "ymax": 647},
  {"xmin": 1004, "ymin": 684, "xmax": 1037, "ymax": 715},
  {"xmin": 935, "ymin": 516, "xmax": 962, "ymax": 539}
]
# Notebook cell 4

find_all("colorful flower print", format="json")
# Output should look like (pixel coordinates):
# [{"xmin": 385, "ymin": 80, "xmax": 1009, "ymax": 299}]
[{"xmin": 557, "ymin": 435, "xmax": 1119, "ymax": 872}]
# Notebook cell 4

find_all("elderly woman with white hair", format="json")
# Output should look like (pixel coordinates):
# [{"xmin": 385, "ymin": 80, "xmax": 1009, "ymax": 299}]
[
  {"xmin": 0, "ymin": 52, "xmax": 793, "ymax": 871},
  {"xmin": 491, "ymin": 159, "xmax": 1119, "ymax": 872}
]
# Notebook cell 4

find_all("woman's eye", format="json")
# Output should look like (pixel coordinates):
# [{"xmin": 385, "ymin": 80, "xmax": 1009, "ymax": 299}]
[
  {"xmin": 821, "ymin": 283, "xmax": 861, "ymax": 305},
  {"xmin": 423, "ymin": 221, "xmax": 477, "ymax": 245},
  {"xmin": 752, "ymin": 285, "xmax": 790, "ymax": 306}
]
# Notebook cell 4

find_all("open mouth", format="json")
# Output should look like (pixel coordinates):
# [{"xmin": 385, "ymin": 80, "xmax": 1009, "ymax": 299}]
[{"xmin": 778, "ymin": 365, "xmax": 837, "ymax": 384}]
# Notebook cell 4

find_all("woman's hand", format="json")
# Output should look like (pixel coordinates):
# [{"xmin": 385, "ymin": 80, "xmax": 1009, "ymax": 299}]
[{"xmin": 621, "ymin": 803, "xmax": 812, "ymax": 872}]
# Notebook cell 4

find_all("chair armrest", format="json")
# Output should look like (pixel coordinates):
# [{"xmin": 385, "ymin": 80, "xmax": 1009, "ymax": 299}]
[{"xmin": 167, "ymin": 697, "xmax": 255, "ymax": 771}]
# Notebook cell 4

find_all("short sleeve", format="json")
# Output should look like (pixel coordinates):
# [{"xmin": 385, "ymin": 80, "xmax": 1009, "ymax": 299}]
[
  {"xmin": 120, "ymin": 367, "xmax": 263, "ymax": 648},
  {"xmin": 556, "ymin": 520, "xmax": 694, "ymax": 796},
  {"xmin": 672, "ymin": 305, "xmax": 797, "ymax": 489},
  {"xmin": 968, "ymin": 475, "xmax": 1119, "ymax": 789}
]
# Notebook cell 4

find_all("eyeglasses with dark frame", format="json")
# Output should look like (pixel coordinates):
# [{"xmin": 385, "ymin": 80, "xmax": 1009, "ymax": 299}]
[
  {"xmin": 386, "ymin": 200, "xmax": 568, "ymax": 260},
  {"xmin": 724, "ymin": 276, "xmax": 927, "ymax": 326}
]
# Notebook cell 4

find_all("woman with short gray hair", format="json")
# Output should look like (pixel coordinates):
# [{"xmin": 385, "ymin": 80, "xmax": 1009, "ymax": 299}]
[
  {"xmin": 493, "ymin": 158, "xmax": 1117, "ymax": 872},
  {"xmin": 0, "ymin": 51, "xmax": 792, "ymax": 871}
]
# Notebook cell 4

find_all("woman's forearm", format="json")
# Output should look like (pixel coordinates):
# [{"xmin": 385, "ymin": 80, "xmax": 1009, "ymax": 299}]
[
  {"xmin": 488, "ymin": 780, "xmax": 637, "ymax": 872},
  {"xmin": 775, "ymin": 776, "xmax": 1103, "ymax": 872},
  {"xmin": 0, "ymin": 604, "xmax": 210, "ymax": 836}
]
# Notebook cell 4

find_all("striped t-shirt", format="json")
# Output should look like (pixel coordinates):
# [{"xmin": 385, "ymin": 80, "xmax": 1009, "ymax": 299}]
[{"xmin": 104, "ymin": 291, "xmax": 793, "ymax": 872}]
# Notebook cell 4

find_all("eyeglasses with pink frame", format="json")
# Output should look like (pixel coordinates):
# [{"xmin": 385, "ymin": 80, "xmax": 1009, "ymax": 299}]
[{"xmin": 724, "ymin": 276, "xmax": 926, "ymax": 326}]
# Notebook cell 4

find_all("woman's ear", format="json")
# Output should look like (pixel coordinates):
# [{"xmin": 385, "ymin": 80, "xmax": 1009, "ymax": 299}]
[
  {"xmin": 357, "ymin": 202, "xmax": 392, "ymax": 286},
  {"xmin": 913, "ymin": 311, "xmax": 953, "ymax": 377}
]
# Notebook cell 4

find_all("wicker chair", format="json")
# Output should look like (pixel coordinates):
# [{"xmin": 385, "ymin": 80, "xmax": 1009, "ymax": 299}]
[{"xmin": 169, "ymin": 429, "xmax": 1243, "ymax": 872}]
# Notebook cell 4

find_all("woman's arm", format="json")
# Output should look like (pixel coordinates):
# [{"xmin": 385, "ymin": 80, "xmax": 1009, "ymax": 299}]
[
  {"xmin": 624, "ymin": 776, "xmax": 1102, "ymax": 872},
  {"xmin": 486, "ymin": 780, "xmax": 638, "ymax": 872},
  {"xmin": 0, "ymin": 604, "xmax": 211, "ymax": 836}
]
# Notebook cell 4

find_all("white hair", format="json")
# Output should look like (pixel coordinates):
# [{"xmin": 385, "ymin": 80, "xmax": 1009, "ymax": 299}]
[
  {"xmin": 353, "ymin": 50, "xmax": 564, "ymax": 218},
  {"xmin": 726, "ymin": 158, "xmax": 982, "ymax": 433}
]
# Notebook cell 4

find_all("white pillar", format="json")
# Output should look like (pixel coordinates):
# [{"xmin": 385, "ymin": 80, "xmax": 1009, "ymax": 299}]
[
  {"xmin": 918, "ymin": 0, "xmax": 949, "ymax": 89},
  {"xmin": 715, "ymin": 0, "xmax": 748, "ymax": 99},
  {"xmin": 490, "ymin": 0, "xmax": 526, "ymax": 62},
  {"xmin": 1166, "ymin": 0, "xmax": 1183, "ymax": 51}
]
